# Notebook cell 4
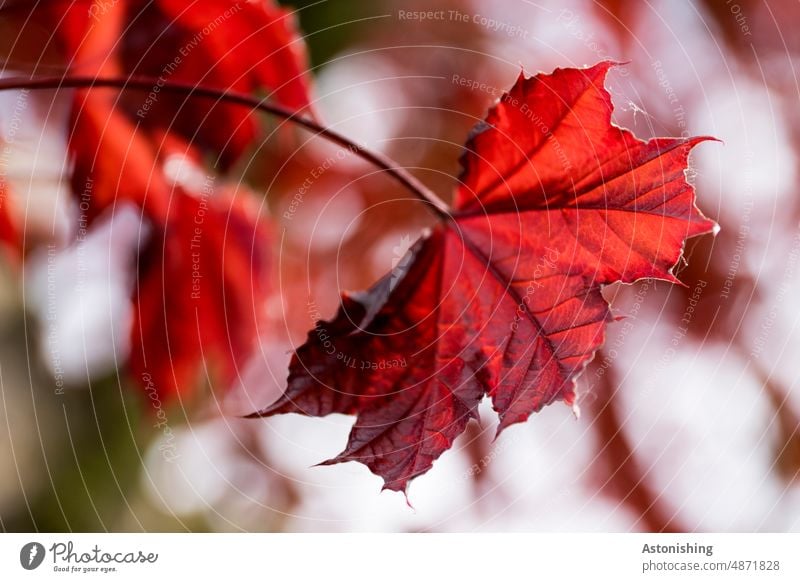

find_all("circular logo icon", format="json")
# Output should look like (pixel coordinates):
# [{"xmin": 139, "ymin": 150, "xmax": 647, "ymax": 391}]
[{"xmin": 19, "ymin": 542, "xmax": 46, "ymax": 570}]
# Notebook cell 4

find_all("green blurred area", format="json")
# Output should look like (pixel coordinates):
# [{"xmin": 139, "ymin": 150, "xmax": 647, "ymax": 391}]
[
  {"xmin": 0, "ymin": 309, "xmax": 203, "ymax": 532},
  {"xmin": 279, "ymin": 0, "xmax": 380, "ymax": 67}
]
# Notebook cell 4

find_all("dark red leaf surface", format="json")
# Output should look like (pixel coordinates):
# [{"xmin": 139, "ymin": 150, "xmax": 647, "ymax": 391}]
[{"xmin": 253, "ymin": 62, "xmax": 716, "ymax": 494}]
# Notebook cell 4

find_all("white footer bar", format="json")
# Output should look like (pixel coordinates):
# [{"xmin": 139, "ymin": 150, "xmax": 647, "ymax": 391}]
[{"xmin": 1, "ymin": 533, "xmax": 797, "ymax": 581}]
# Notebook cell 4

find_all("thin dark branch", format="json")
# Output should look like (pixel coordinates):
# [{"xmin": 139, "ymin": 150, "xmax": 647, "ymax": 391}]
[{"xmin": 0, "ymin": 75, "xmax": 452, "ymax": 219}]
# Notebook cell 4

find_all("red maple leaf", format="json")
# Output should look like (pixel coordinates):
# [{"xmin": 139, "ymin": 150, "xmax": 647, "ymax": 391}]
[{"xmin": 252, "ymin": 62, "xmax": 716, "ymax": 493}]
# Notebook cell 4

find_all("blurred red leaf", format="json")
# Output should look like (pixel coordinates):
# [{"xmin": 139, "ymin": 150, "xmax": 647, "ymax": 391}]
[
  {"xmin": 6, "ymin": 0, "xmax": 313, "ymax": 222},
  {"xmin": 254, "ymin": 62, "xmax": 716, "ymax": 493},
  {"xmin": 120, "ymin": 0, "xmax": 315, "ymax": 166},
  {"xmin": 1, "ymin": 0, "xmax": 304, "ymax": 401},
  {"xmin": 70, "ymin": 93, "xmax": 173, "ymax": 224},
  {"xmin": 0, "ymin": 186, "xmax": 19, "ymax": 254},
  {"xmin": 130, "ymin": 180, "xmax": 270, "ymax": 402}
]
